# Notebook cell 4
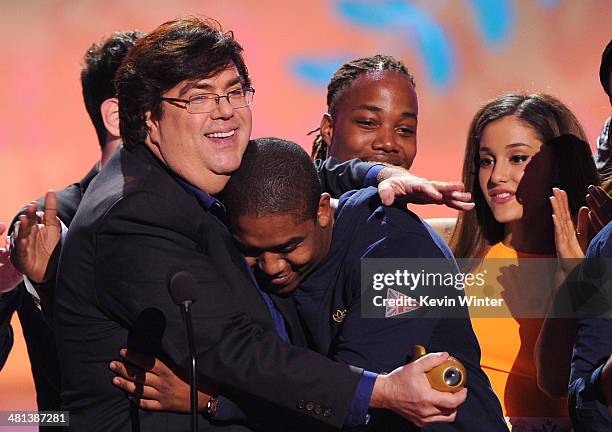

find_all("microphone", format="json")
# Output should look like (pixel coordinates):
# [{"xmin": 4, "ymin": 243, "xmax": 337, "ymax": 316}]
[
  {"xmin": 170, "ymin": 271, "xmax": 198, "ymax": 306},
  {"xmin": 169, "ymin": 271, "xmax": 199, "ymax": 432}
]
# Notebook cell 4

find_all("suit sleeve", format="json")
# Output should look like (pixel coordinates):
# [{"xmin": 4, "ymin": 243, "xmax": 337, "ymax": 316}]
[
  {"xmin": 0, "ymin": 288, "xmax": 21, "ymax": 369},
  {"xmin": 93, "ymin": 191, "xmax": 362, "ymax": 428},
  {"xmin": 315, "ymin": 157, "xmax": 383, "ymax": 198},
  {"xmin": 569, "ymin": 318, "xmax": 612, "ymax": 431}
]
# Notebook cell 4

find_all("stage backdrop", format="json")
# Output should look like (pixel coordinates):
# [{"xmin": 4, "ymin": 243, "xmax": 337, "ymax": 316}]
[{"xmin": 1, "ymin": 0, "xmax": 610, "ymax": 414}]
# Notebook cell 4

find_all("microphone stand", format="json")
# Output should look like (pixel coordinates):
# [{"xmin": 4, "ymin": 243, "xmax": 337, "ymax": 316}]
[{"xmin": 181, "ymin": 300, "xmax": 198, "ymax": 432}]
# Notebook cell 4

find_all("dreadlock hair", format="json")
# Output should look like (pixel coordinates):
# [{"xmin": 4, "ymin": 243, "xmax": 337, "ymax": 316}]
[{"xmin": 310, "ymin": 54, "xmax": 415, "ymax": 160}]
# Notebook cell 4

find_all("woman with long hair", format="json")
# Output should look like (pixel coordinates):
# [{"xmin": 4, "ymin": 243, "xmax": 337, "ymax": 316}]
[{"xmin": 450, "ymin": 93, "xmax": 599, "ymax": 431}]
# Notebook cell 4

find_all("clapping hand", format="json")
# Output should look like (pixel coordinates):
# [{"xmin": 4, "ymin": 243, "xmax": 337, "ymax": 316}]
[{"xmin": 11, "ymin": 191, "xmax": 62, "ymax": 283}]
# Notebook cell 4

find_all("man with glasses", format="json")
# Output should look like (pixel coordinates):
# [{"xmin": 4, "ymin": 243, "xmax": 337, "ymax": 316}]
[
  {"xmin": 160, "ymin": 86, "xmax": 255, "ymax": 113},
  {"xmin": 53, "ymin": 17, "xmax": 469, "ymax": 431}
]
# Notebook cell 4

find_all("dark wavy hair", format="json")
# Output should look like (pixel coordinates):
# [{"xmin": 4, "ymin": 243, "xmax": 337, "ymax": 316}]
[
  {"xmin": 81, "ymin": 30, "xmax": 143, "ymax": 149},
  {"xmin": 450, "ymin": 93, "xmax": 599, "ymax": 260},
  {"xmin": 116, "ymin": 16, "xmax": 250, "ymax": 150},
  {"xmin": 310, "ymin": 54, "xmax": 415, "ymax": 160}
]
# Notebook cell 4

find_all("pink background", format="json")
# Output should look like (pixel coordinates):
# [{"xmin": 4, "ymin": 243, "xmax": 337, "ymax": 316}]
[{"xmin": 0, "ymin": 0, "xmax": 610, "ymax": 415}]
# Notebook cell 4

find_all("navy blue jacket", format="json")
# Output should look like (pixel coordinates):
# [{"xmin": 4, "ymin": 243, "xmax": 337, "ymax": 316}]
[
  {"xmin": 569, "ymin": 221, "xmax": 612, "ymax": 431},
  {"xmin": 294, "ymin": 188, "xmax": 508, "ymax": 431}
]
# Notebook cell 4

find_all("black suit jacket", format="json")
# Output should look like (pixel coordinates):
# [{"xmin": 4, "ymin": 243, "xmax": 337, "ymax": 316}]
[
  {"xmin": 54, "ymin": 144, "xmax": 364, "ymax": 431},
  {"xmin": 0, "ymin": 165, "xmax": 98, "ymax": 419}
]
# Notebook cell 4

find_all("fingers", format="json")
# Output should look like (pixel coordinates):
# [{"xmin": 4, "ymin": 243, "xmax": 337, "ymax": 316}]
[
  {"xmin": 551, "ymin": 189, "xmax": 568, "ymax": 223},
  {"xmin": 110, "ymin": 360, "xmax": 159, "ymax": 387},
  {"xmin": 430, "ymin": 387, "xmax": 468, "ymax": 410},
  {"xmin": 429, "ymin": 181, "xmax": 465, "ymax": 192},
  {"xmin": 378, "ymin": 181, "xmax": 397, "ymax": 206},
  {"xmin": 411, "ymin": 352, "xmax": 449, "ymax": 373},
  {"xmin": 16, "ymin": 209, "xmax": 36, "ymax": 240},
  {"xmin": 576, "ymin": 207, "xmax": 590, "ymax": 235},
  {"xmin": 119, "ymin": 348, "xmax": 158, "ymax": 372},
  {"xmin": 43, "ymin": 190, "xmax": 60, "ymax": 227},
  {"xmin": 448, "ymin": 191, "xmax": 471, "ymax": 202},
  {"xmin": 586, "ymin": 193, "xmax": 605, "ymax": 228},
  {"xmin": 417, "ymin": 411, "xmax": 458, "ymax": 426},
  {"xmin": 128, "ymin": 397, "xmax": 164, "ymax": 411},
  {"xmin": 550, "ymin": 194, "xmax": 565, "ymax": 245},
  {"xmin": 551, "ymin": 188, "xmax": 574, "ymax": 232},
  {"xmin": 446, "ymin": 200, "xmax": 475, "ymax": 211},
  {"xmin": 558, "ymin": 189, "xmax": 572, "ymax": 223},
  {"xmin": 586, "ymin": 185, "xmax": 612, "ymax": 229},
  {"xmin": 576, "ymin": 207, "xmax": 591, "ymax": 251},
  {"xmin": 111, "ymin": 375, "xmax": 159, "ymax": 401},
  {"xmin": 0, "ymin": 222, "xmax": 6, "ymax": 237},
  {"xmin": 24, "ymin": 202, "xmax": 40, "ymax": 229},
  {"xmin": 588, "ymin": 210, "xmax": 604, "ymax": 232},
  {"xmin": 587, "ymin": 185, "xmax": 606, "ymax": 207},
  {"xmin": 415, "ymin": 182, "xmax": 443, "ymax": 201}
]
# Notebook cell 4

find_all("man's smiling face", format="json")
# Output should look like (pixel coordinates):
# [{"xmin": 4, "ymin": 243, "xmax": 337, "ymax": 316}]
[{"xmin": 145, "ymin": 64, "xmax": 252, "ymax": 193}]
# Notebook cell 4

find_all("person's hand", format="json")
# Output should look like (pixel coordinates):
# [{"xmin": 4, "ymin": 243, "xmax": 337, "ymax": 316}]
[
  {"xmin": 369, "ymin": 352, "xmax": 467, "ymax": 426},
  {"xmin": 497, "ymin": 262, "xmax": 557, "ymax": 317},
  {"xmin": 110, "ymin": 349, "xmax": 214, "ymax": 412},
  {"xmin": 10, "ymin": 191, "xmax": 61, "ymax": 283},
  {"xmin": 586, "ymin": 185, "xmax": 612, "ymax": 233},
  {"xmin": 377, "ymin": 168, "xmax": 474, "ymax": 211},
  {"xmin": 550, "ymin": 188, "xmax": 585, "ymax": 275},
  {"xmin": 0, "ymin": 222, "xmax": 23, "ymax": 292}
]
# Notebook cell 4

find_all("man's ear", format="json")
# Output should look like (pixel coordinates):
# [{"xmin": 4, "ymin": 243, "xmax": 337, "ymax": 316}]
[
  {"xmin": 320, "ymin": 113, "xmax": 334, "ymax": 147},
  {"xmin": 144, "ymin": 109, "xmax": 159, "ymax": 145},
  {"xmin": 100, "ymin": 98, "xmax": 120, "ymax": 139},
  {"xmin": 317, "ymin": 193, "xmax": 333, "ymax": 228}
]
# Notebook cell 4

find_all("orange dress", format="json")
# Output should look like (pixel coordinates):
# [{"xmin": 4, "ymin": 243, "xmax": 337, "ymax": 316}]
[{"xmin": 469, "ymin": 242, "xmax": 572, "ymax": 432}]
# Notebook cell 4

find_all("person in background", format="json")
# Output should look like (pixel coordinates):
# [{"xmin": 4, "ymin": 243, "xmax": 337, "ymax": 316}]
[
  {"xmin": 565, "ymin": 37, "xmax": 612, "ymax": 432},
  {"xmin": 449, "ymin": 92, "xmax": 599, "ymax": 431},
  {"xmin": 0, "ymin": 31, "xmax": 143, "ymax": 421},
  {"xmin": 309, "ymin": 54, "xmax": 470, "ymax": 237},
  {"xmin": 594, "ymin": 39, "xmax": 612, "ymax": 181},
  {"xmin": 567, "ymin": 220, "xmax": 612, "ymax": 431}
]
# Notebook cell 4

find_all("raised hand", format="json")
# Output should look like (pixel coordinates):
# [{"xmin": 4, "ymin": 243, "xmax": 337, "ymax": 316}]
[
  {"xmin": 11, "ymin": 191, "xmax": 62, "ymax": 283},
  {"xmin": 586, "ymin": 185, "xmax": 612, "ymax": 233},
  {"xmin": 551, "ymin": 188, "xmax": 585, "ymax": 262},
  {"xmin": 0, "ymin": 222, "xmax": 23, "ymax": 292},
  {"xmin": 550, "ymin": 188, "xmax": 584, "ymax": 258}
]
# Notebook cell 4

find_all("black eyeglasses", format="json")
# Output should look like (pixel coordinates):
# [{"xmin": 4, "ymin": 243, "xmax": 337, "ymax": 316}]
[{"xmin": 161, "ymin": 87, "xmax": 255, "ymax": 114}]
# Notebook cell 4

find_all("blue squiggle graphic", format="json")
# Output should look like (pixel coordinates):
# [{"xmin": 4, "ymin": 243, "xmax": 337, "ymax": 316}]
[
  {"xmin": 335, "ymin": 0, "xmax": 455, "ymax": 89},
  {"xmin": 466, "ymin": 0, "xmax": 514, "ymax": 49},
  {"xmin": 291, "ymin": 57, "xmax": 353, "ymax": 87}
]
